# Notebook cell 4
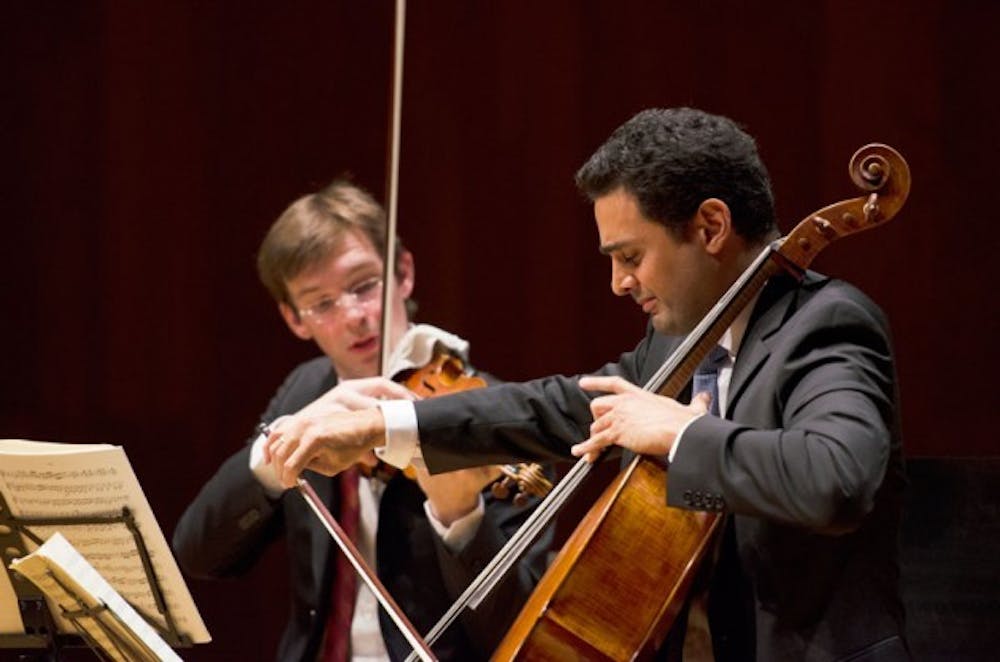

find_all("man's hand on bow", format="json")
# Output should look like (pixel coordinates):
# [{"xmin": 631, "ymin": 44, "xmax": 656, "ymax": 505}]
[{"xmin": 263, "ymin": 408, "xmax": 387, "ymax": 488}]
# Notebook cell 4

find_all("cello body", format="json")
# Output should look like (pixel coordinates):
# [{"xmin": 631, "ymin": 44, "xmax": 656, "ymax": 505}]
[{"xmin": 494, "ymin": 457, "xmax": 717, "ymax": 660}]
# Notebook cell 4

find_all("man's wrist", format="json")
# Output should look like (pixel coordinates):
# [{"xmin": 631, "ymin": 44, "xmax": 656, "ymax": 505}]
[
  {"xmin": 360, "ymin": 407, "xmax": 388, "ymax": 448},
  {"xmin": 423, "ymin": 494, "xmax": 485, "ymax": 553},
  {"xmin": 249, "ymin": 430, "xmax": 288, "ymax": 497},
  {"xmin": 426, "ymin": 494, "xmax": 481, "ymax": 528},
  {"xmin": 669, "ymin": 412, "xmax": 704, "ymax": 463}
]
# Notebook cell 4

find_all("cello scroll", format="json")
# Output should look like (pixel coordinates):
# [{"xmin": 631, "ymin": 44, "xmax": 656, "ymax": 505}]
[{"xmin": 777, "ymin": 143, "xmax": 911, "ymax": 274}]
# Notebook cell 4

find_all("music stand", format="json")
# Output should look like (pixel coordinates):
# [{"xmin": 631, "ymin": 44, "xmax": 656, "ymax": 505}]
[{"xmin": 1, "ymin": 492, "xmax": 189, "ymax": 660}]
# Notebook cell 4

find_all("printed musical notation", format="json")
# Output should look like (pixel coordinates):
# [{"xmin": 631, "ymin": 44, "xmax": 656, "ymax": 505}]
[
  {"xmin": 0, "ymin": 439, "xmax": 209, "ymax": 643},
  {"xmin": 11, "ymin": 533, "xmax": 182, "ymax": 661}
]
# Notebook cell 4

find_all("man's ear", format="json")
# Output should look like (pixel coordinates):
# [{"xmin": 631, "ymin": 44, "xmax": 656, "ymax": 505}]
[
  {"xmin": 694, "ymin": 198, "xmax": 732, "ymax": 255},
  {"xmin": 395, "ymin": 249, "xmax": 415, "ymax": 300},
  {"xmin": 279, "ymin": 301, "xmax": 313, "ymax": 341}
]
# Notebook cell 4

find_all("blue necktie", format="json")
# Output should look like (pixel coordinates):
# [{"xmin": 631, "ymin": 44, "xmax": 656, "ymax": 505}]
[{"xmin": 692, "ymin": 345, "xmax": 728, "ymax": 416}]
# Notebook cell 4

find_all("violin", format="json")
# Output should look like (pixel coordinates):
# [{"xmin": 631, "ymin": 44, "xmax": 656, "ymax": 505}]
[{"xmin": 398, "ymin": 351, "xmax": 553, "ymax": 505}]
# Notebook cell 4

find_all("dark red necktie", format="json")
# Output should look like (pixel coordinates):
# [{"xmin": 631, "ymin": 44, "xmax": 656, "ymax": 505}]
[{"xmin": 322, "ymin": 467, "xmax": 361, "ymax": 662}]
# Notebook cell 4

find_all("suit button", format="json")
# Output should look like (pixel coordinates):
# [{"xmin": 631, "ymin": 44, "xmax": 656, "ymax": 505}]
[{"xmin": 238, "ymin": 509, "xmax": 261, "ymax": 530}]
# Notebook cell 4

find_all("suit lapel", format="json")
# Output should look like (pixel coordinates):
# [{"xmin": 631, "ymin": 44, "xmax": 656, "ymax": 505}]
[
  {"xmin": 726, "ymin": 274, "xmax": 801, "ymax": 417},
  {"xmin": 309, "ymin": 370, "xmax": 341, "ymax": 581}
]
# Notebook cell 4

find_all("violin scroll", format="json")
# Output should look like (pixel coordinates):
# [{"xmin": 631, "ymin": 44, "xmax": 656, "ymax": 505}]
[{"xmin": 492, "ymin": 463, "xmax": 554, "ymax": 507}]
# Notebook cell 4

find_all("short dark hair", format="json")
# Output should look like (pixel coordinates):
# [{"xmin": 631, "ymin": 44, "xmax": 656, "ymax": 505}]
[{"xmin": 575, "ymin": 107, "xmax": 776, "ymax": 242}]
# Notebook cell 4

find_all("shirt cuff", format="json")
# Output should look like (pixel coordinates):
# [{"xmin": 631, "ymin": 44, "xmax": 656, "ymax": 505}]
[
  {"xmin": 376, "ymin": 400, "xmax": 421, "ymax": 469},
  {"xmin": 423, "ymin": 495, "xmax": 486, "ymax": 553},
  {"xmin": 249, "ymin": 432, "xmax": 287, "ymax": 498},
  {"xmin": 668, "ymin": 413, "xmax": 705, "ymax": 463}
]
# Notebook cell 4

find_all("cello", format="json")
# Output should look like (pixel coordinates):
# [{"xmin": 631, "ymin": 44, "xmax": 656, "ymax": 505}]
[{"xmin": 410, "ymin": 143, "xmax": 910, "ymax": 660}]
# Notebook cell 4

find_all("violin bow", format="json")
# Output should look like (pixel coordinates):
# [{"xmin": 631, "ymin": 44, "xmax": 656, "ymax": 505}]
[
  {"xmin": 295, "ymin": 1, "xmax": 437, "ymax": 659},
  {"xmin": 378, "ymin": 0, "xmax": 405, "ymax": 375},
  {"xmin": 296, "ymin": 479, "xmax": 434, "ymax": 661}
]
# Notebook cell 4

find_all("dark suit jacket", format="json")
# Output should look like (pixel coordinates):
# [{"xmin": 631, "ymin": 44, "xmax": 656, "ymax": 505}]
[
  {"xmin": 172, "ymin": 357, "xmax": 549, "ymax": 662},
  {"xmin": 413, "ymin": 272, "xmax": 909, "ymax": 661}
]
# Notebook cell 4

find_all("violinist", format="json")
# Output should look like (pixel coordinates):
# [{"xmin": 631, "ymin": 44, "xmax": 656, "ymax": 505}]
[
  {"xmin": 172, "ymin": 179, "xmax": 550, "ymax": 661},
  {"xmin": 265, "ymin": 108, "xmax": 910, "ymax": 661}
]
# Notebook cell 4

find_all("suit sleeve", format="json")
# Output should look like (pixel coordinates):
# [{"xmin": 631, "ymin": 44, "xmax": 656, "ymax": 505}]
[
  {"xmin": 415, "ymin": 326, "xmax": 657, "ymax": 473},
  {"xmin": 172, "ymin": 359, "xmax": 330, "ymax": 578},
  {"xmin": 171, "ymin": 445, "xmax": 284, "ymax": 578},
  {"xmin": 667, "ymin": 292, "xmax": 896, "ymax": 533}
]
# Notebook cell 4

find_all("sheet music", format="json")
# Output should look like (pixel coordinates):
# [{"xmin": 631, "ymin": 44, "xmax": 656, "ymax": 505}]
[
  {"xmin": 10, "ymin": 532, "xmax": 182, "ymax": 661},
  {"xmin": 0, "ymin": 439, "xmax": 209, "ymax": 643}
]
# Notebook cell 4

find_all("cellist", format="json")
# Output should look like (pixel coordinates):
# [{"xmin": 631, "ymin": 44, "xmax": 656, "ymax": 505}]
[
  {"xmin": 172, "ymin": 179, "xmax": 551, "ymax": 661},
  {"xmin": 266, "ymin": 108, "xmax": 911, "ymax": 661}
]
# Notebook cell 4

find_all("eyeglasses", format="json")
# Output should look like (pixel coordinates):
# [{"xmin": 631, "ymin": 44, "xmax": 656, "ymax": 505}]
[{"xmin": 297, "ymin": 277, "xmax": 383, "ymax": 324}]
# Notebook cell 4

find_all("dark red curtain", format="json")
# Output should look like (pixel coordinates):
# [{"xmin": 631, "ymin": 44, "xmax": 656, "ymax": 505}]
[{"xmin": 3, "ymin": 2, "xmax": 997, "ymax": 659}]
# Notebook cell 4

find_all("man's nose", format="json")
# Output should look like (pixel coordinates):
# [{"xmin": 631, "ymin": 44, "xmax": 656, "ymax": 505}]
[
  {"xmin": 612, "ymin": 267, "xmax": 636, "ymax": 297},
  {"xmin": 343, "ymin": 301, "xmax": 373, "ymax": 326}
]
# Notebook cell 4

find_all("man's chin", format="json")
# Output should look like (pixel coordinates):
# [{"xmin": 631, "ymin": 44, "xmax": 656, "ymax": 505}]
[
  {"xmin": 650, "ymin": 313, "xmax": 689, "ymax": 337},
  {"xmin": 334, "ymin": 356, "xmax": 378, "ymax": 381},
  {"xmin": 649, "ymin": 313, "xmax": 670, "ymax": 334}
]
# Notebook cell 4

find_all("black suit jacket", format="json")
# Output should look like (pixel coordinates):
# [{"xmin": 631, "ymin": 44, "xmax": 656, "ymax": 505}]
[
  {"xmin": 172, "ymin": 357, "xmax": 549, "ymax": 661},
  {"xmin": 413, "ymin": 273, "xmax": 909, "ymax": 661}
]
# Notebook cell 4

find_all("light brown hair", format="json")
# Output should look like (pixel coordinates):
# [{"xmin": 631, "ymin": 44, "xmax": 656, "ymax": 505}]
[{"xmin": 257, "ymin": 179, "xmax": 402, "ymax": 306}]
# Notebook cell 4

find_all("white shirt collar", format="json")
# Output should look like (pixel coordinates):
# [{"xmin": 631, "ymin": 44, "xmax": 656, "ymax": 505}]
[{"xmin": 384, "ymin": 323, "xmax": 471, "ymax": 378}]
